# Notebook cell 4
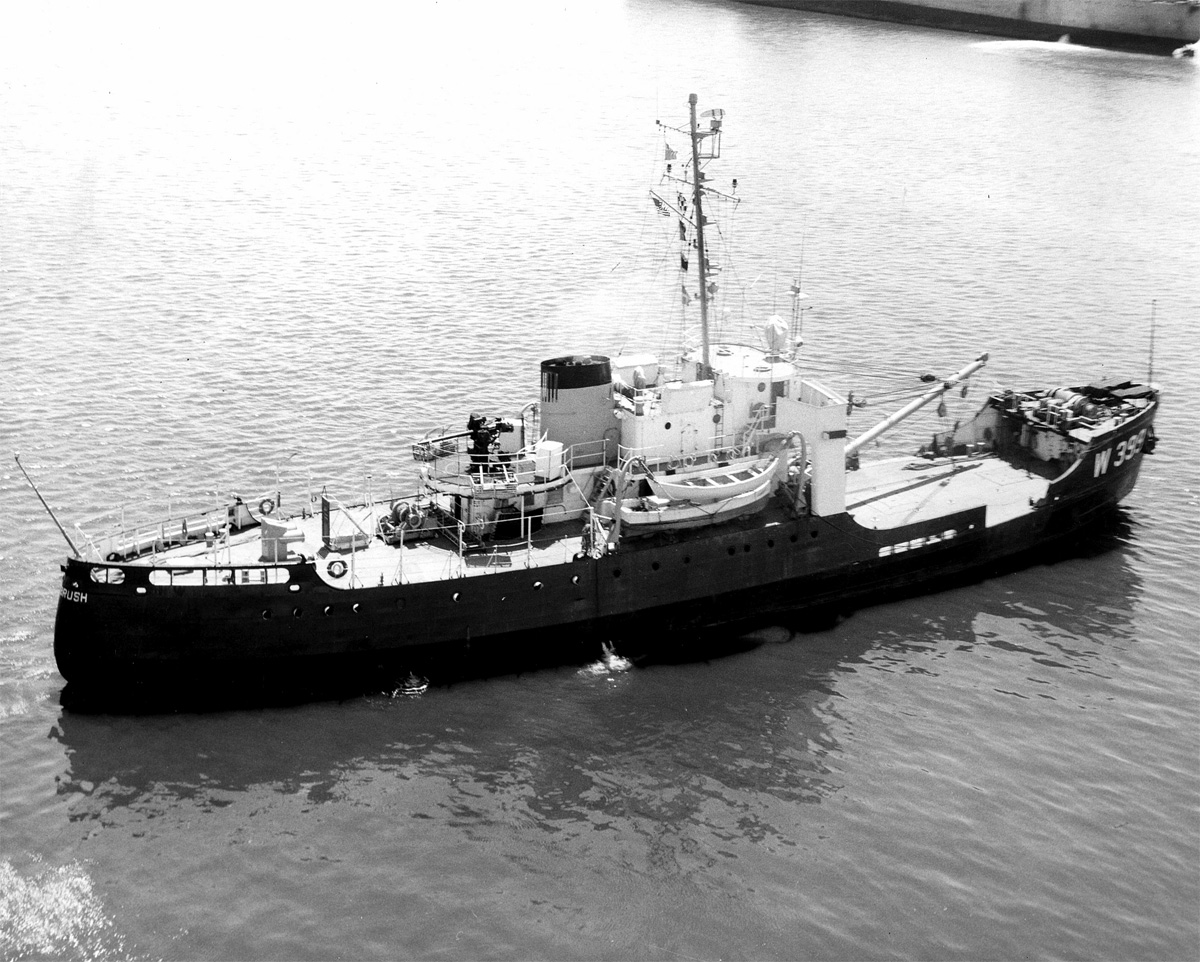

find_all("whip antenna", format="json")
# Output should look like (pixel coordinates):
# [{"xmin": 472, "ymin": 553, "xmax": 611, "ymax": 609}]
[
  {"xmin": 14, "ymin": 454, "xmax": 82, "ymax": 558},
  {"xmin": 1148, "ymin": 299, "xmax": 1156, "ymax": 386}
]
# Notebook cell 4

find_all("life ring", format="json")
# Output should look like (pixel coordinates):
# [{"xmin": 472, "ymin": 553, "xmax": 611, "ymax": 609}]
[
  {"xmin": 327, "ymin": 559, "xmax": 348, "ymax": 579},
  {"xmin": 683, "ymin": 455, "xmax": 696, "ymax": 468},
  {"xmin": 259, "ymin": 498, "xmax": 275, "ymax": 515},
  {"xmin": 667, "ymin": 458, "xmax": 680, "ymax": 470}
]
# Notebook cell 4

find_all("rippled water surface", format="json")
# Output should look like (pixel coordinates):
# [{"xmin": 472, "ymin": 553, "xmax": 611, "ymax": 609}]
[{"xmin": 2, "ymin": 2, "xmax": 1198, "ymax": 959}]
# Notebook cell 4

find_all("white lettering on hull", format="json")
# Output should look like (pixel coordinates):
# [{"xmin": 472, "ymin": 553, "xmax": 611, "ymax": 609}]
[
  {"xmin": 1094, "ymin": 428, "xmax": 1148, "ymax": 478},
  {"xmin": 60, "ymin": 588, "xmax": 88, "ymax": 604}
]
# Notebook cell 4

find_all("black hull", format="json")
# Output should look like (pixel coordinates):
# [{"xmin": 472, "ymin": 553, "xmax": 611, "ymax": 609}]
[
  {"xmin": 54, "ymin": 438, "xmax": 1150, "ymax": 708},
  {"xmin": 744, "ymin": 0, "xmax": 1198, "ymax": 55}
]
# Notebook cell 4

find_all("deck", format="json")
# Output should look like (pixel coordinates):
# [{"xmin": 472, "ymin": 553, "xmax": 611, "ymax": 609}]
[
  {"xmin": 846, "ymin": 454, "xmax": 1051, "ymax": 530},
  {"xmin": 137, "ymin": 504, "xmax": 588, "ymax": 590},
  {"xmin": 111, "ymin": 452, "xmax": 1052, "ymax": 590}
]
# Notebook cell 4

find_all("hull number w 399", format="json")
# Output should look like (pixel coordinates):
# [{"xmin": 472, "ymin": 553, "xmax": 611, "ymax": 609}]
[{"xmin": 1094, "ymin": 428, "xmax": 1149, "ymax": 478}]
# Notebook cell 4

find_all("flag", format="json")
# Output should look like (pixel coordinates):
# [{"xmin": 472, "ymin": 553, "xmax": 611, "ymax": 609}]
[
  {"xmin": 664, "ymin": 145, "xmax": 677, "ymax": 161},
  {"xmin": 681, "ymin": 285, "xmax": 691, "ymax": 306}
]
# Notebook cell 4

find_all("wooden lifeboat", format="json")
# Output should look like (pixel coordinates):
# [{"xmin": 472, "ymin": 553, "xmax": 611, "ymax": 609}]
[
  {"xmin": 601, "ymin": 473, "xmax": 777, "ymax": 534},
  {"xmin": 646, "ymin": 454, "xmax": 779, "ymax": 503}
]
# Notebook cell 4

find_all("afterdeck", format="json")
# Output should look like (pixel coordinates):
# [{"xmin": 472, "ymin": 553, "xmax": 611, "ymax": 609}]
[
  {"xmin": 137, "ymin": 506, "xmax": 588, "ymax": 590},
  {"xmin": 846, "ymin": 454, "xmax": 1051, "ymax": 530}
]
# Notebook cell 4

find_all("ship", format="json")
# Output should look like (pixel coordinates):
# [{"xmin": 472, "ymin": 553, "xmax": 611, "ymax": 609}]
[
  {"xmin": 742, "ymin": 0, "xmax": 1200, "ymax": 54},
  {"xmin": 40, "ymin": 95, "xmax": 1159, "ymax": 704}
]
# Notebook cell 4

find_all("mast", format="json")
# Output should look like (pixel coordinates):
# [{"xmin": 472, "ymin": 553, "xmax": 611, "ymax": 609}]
[{"xmin": 688, "ymin": 93, "xmax": 711, "ymax": 373}]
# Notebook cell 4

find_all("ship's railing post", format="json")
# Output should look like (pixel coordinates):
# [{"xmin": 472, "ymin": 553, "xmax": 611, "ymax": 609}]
[{"xmin": 73, "ymin": 524, "xmax": 101, "ymax": 561}]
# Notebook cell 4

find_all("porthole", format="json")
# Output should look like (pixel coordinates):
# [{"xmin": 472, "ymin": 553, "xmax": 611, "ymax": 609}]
[
  {"xmin": 757, "ymin": 382, "xmax": 766, "ymax": 393},
  {"xmin": 810, "ymin": 530, "xmax": 818, "ymax": 539},
  {"xmin": 790, "ymin": 533, "xmax": 799, "ymax": 543},
  {"xmin": 664, "ymin": 422, "xmax": 672, "ymax": 430},
  {"xmin": 324, "ymin": 605, "xmax": 332, "ymax": 616},
  {"xmin": 612, "ymin": 568, "xmax": 622, "ymax": 578},
  {"xmin": 262, "ymin": 610, "xmax": 272, "ymax": 620},
  {"xmin": 767, "ymin": 539, "xmax": 775, "ymax": 548},
  {"xmin": 683, "ymin": 555, "xmax": 691, "ymax": 564},
  {"xmin": 452, "ymin": 592, "xmax": 461, "ymax": 602},
  {"xmin": 571, "ymin": 575, "xmax": 580, "ymax": 585},
  {"xmin": 727, "ymin": 547, "xmax": 736, "ymax": 556},
  {"xmin": 532, "ymin": 581, "xmax": 543, "ymax": 590},
  {"xmin": 651, "ymin": 561, "xmax": 660, "ymax": 571},
  {"xmin": 743, "ymin": 544, "xmax": 751, "ymax": 553},
  {"xmin": 292, "ymin": 607, "xmax": 302, "ymax": 618},
  {"xmin": 352, "ymin": 603, "xmax": 361, "ymax": 614}
]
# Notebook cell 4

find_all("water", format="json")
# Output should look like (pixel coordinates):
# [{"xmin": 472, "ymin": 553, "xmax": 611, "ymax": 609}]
[{"xmin": 2, "ymin": 1, "xmax": 1198, "ymax": 958}]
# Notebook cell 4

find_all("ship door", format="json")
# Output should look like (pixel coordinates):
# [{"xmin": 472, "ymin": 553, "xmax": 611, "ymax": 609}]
[{"xmin": 770, "ymin": 380, "xmax": 787, "ymax": 424}]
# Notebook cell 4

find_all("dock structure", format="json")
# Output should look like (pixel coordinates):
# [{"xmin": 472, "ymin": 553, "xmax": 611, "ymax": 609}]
[{"xmin": 744, "ymin": 0, "xmax": 1200, "ymax": 52}]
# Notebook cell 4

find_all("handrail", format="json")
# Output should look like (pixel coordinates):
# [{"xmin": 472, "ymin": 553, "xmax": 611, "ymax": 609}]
[{"xmin": 616, "ymin": 433, "xmax": 746, "ymax": 471}]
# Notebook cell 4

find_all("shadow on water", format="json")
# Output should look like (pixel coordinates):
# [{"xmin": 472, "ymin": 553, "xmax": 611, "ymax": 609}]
[
  {"xmin": 36, "ymin": 515, "xmax": 1145, "ymax": 962},
  {"xmin": 57, "ymin": 508, "xmax": 1140, "ymax": 717},
  {"xmin": 48, "ymin": 514, "xmax": 1142, "ymax": 821},
  {"xmin": 48, "ymin": 623, "xmax": 863, "ymax": 853}
]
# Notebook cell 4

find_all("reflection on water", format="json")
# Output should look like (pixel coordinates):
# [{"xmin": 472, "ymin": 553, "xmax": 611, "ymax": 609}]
[
  {"xmin": 36, "ymin": 519, "xmax": 1155, "ymax": 958},
  {"xmin": 52, "ymin": 518, "xmax": 1141, "ymax": 836}
]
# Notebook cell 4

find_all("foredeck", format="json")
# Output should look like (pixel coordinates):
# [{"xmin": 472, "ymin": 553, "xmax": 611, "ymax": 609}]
[{"xmin": 845, "ymin": 454, "xmax": 1051, "ymax": 530}]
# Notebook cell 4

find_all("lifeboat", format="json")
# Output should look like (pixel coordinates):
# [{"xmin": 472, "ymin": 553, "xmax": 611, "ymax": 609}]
[
  {"xmin": 645, "ymin": 454, "xmax": 780, "ymax": 503},
  {"xmin": 601, "ymin": 473, "xmax": 777, "ymax": 534}
]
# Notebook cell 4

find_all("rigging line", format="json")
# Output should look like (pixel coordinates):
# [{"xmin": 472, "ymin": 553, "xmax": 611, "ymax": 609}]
[{"xmin": 801, "ymin": 363, "xmax": 959, "ymax": 380}]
